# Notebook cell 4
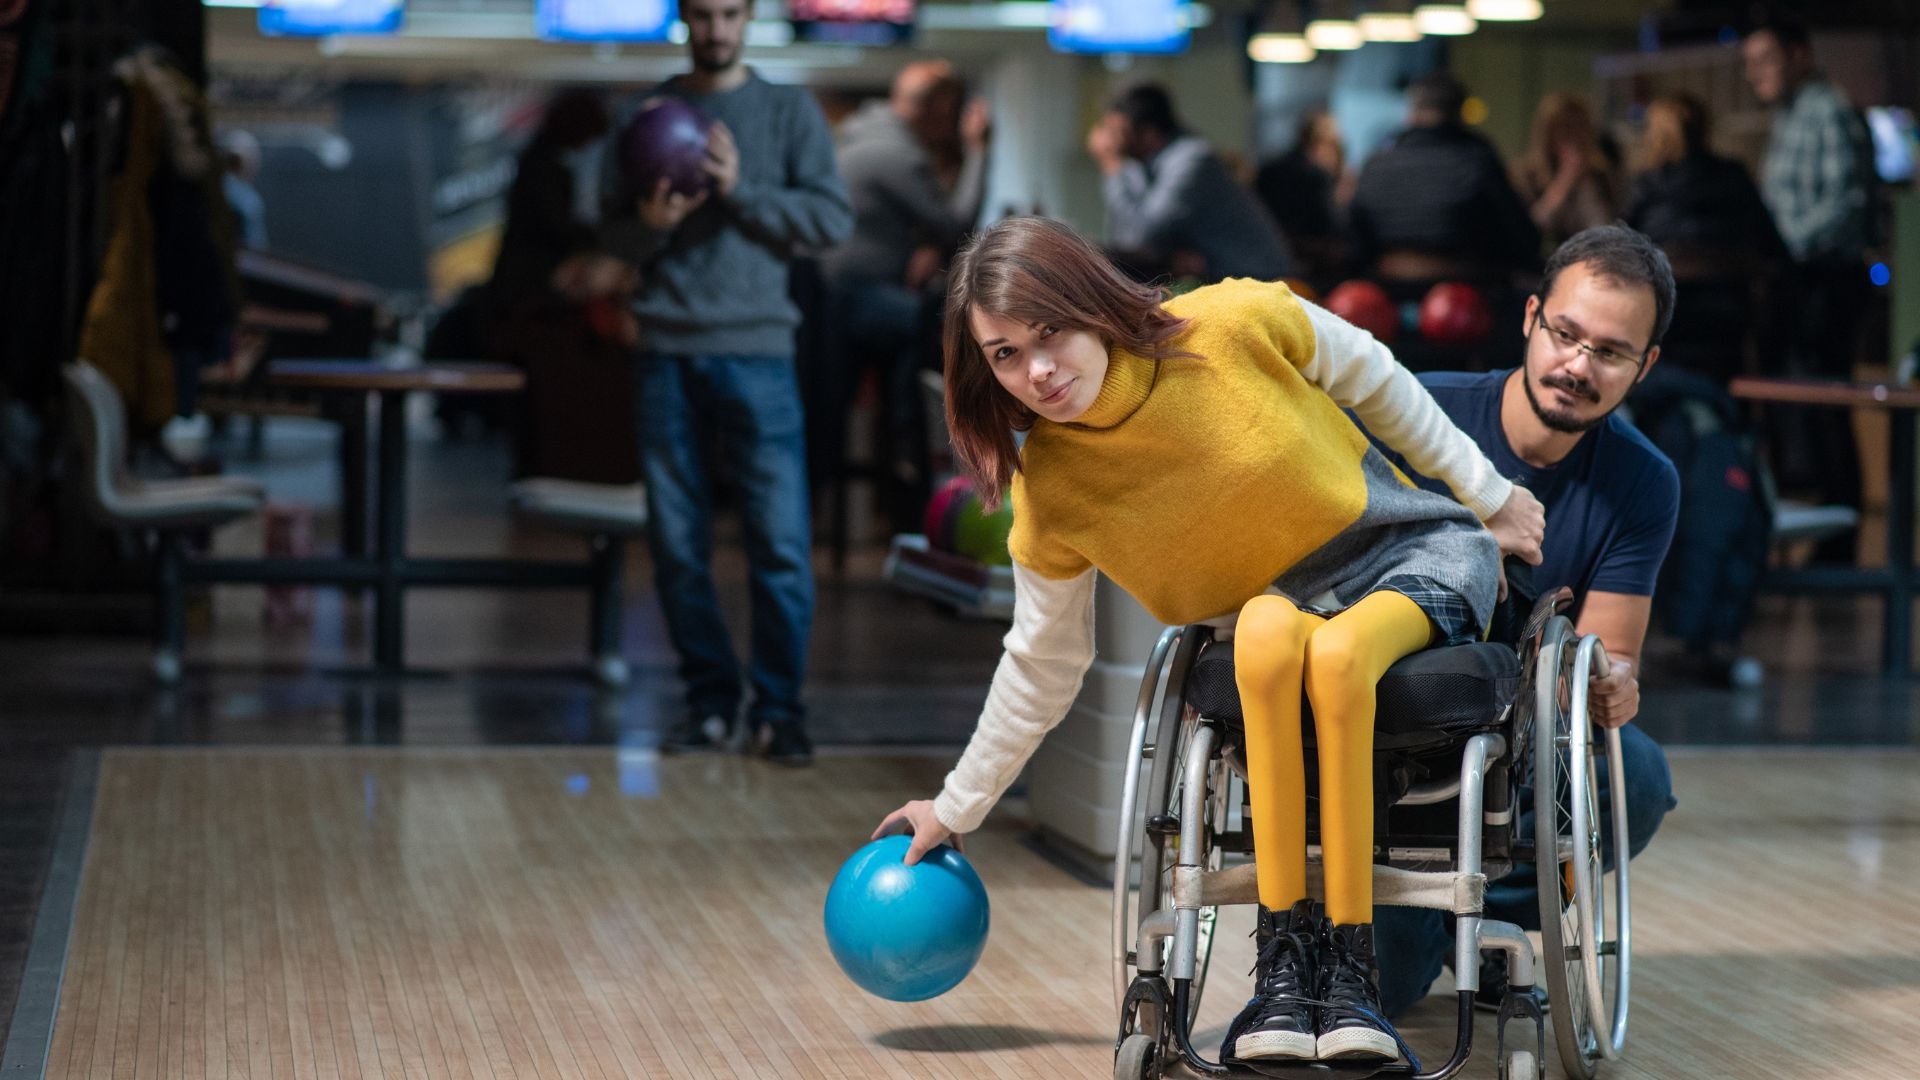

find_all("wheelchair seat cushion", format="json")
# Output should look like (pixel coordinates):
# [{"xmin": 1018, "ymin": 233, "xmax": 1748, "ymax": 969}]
[{"xmin": 1184, "ymin": 639, "xmax": 1524, "ymax": 751}]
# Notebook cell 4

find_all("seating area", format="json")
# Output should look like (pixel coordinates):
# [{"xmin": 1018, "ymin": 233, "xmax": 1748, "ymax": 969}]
[
  {"xmin": 66, "ymin": 358, "xmax": 648, "ymax": 686},
  {"xmin": 65, "ymin": 361, "xmax": 268, "ymax": 682}
]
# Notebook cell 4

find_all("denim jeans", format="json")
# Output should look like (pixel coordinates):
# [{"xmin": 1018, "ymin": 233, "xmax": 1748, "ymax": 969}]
[
  {"xmin": 637, "ymin": 353, "xmax": 814, "ymax": 730},
  {"xmin": 1374, "ymin": 722, "xmax": 1676, "ymax": 1017}
]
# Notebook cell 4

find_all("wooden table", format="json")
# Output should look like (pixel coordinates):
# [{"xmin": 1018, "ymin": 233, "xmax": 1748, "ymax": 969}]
[
  {"xmin": 187, "ymin": 360, "xmax": 613, "ymax": 675},
  {"xmin": 1730, "ymin": 375, "xmax": 1920, "ymax": 675}
]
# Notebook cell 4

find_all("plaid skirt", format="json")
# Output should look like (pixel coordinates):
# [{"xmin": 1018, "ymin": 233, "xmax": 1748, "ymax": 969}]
[{"xmin": 1375, "ymin": 573, "xmax": 1481, "ymax": 647}]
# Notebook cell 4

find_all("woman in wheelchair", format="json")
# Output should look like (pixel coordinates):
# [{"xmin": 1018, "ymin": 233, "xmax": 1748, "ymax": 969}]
[{"xmin": 871, "ymin": 218, "xmax": 1545, "ymax": 1065}]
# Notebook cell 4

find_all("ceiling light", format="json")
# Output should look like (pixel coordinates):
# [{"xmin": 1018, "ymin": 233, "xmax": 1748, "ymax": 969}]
[
  {"xmin": 1413, "ymin": 4, "xmax": 1476, "ymax": 34},
  {"xmin": 1467, "ymin": 0, "xmax": 1542, "ymax": 21},
  {"xmin": 1305, "ymin": 18, "xmax": 1364, "ymax": 49},
  {"xmin": 1248, "ymin": 32, "xmax": 1316, "ymax": 62},
  {"xmin": 1358, "ymin": 12, "xmax": 1422, "ymax": 41}
]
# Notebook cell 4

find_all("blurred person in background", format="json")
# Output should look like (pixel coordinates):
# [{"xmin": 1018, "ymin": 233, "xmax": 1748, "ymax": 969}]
[
  {"xmin": 488, "ymin": 89, "xmax": 612, "ymax": 325},
  {"xmin": 220, "ymin": 129, "xmax": 268, "ymax": 251},
  {"xmin": 1256, "ymin": 106, "xmax": 1352, "ymax": 289},
  {"xmin": 464, "ymin": 90, "xmax": 616, "ymax": 453},
  {"xmin": 1348, "ymin": 72, "xmax": 1539, "ymax": 285},
  {"xmin": 1623, "ymin": 92, "xmax": 1787, "ymax": 386},
  {"xmin": 1089, "ymin": 81, "xmax": 1291, "ymax": 284},
  {"xmin": 1512, "ymin": 93, "xmax": 1619, "ymax": 248},
  {"xmin": 1743, "ymin": 15, "xmax": 1874, "ymax": 560},
  {"xmin": 824, "ymin": 60, "xmax": 991, "ymax": 522}
]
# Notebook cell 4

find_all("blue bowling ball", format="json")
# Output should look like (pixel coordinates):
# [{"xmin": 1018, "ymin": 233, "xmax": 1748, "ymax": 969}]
[{"xmin": 823, "ymin": 835, "xmax": 990, "ymax": 1002}]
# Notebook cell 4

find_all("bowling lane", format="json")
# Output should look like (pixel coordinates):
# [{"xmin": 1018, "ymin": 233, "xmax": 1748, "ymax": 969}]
[
  {"xmin": 26, "ymin": 748, "xmax": 1920, "ymax": 1079},
  {"xmin": 34, "ymin": 749, "xmax": 1126, "ymax": 1080}
]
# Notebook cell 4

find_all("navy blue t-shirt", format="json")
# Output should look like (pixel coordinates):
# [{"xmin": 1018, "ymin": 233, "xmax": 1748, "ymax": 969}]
[{"xmin": 1371, "ymin": 370, "xmax": 1680, "ymax": 608}]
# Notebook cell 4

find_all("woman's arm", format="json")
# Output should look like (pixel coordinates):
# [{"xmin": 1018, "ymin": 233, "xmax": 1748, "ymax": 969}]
[
  {"xmin": 1294, "ymin": 298, "xmax": 1513, "ymax": 520},
  {"xmin": 877, "ymin": 562, "xmax": 1096, "ymax": 864},
  {"xmin": 928, "ymin": 563, "xmax": 1098, "ymax": 836}
]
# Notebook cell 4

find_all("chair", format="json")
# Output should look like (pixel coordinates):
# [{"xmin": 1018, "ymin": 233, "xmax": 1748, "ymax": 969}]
[
  {"xmin": 508, "ymin": 478, "xmax": 646, "ymax": 687},
  {"xmin": 1772, "ymin": 499, "xmax": 1860, "ymax": 547},
  {"xmin": 64, "ymin": 360, "xmax": 267, "ymax": 683}
]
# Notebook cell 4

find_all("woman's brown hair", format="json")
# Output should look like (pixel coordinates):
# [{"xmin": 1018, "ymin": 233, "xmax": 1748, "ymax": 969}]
[
  {"xmin": 1641, "ymin": 93, "xmax": 1709, "ymax": 172},
  {"xmin": 941, "ymin": 216, "xmax": 1192, "ymax": 508},
  {"xmin": 1516, "ymin": 92, "xmax": 1608, "ymax": 192}
]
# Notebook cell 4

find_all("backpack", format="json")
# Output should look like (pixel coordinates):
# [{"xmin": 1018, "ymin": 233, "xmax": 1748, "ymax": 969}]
[{"xmin": 1628, "ymin": 369, "xmax": 1773, "ymax": 652}]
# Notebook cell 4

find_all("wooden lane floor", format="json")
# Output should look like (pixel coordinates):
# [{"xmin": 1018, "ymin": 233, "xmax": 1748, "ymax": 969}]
[{"xmin": 31, "ymin": 748, "xmax": 1920, "ymax": 1079}]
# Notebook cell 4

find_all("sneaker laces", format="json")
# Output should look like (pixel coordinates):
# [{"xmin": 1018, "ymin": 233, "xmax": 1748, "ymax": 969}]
[
  {"xmin": 1224, "ymin": 919, "xmax": 1316, "ymax": 1061},
  {"xmin": 1320, "ymin": 934, "xmax": 1377, "ymax": 1017},
  {"xmin": 1246, "ymin": 923, "xmax": 1314, "ymax": 996},
  {"xmin": 1319, "ymin": 931, "xmax": 1422, "ymax": 1070}
]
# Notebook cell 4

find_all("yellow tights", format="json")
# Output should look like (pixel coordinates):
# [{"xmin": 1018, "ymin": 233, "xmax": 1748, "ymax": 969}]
[{"xmin": 1232, "ymin": 590, "xmax": 1434, "ymax": 925}]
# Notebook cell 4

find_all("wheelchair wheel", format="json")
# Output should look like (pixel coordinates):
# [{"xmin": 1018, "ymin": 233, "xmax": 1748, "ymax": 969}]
[
  {"xmin": 1114, "ymin": 1032, "xmax": 1161, "ymax": 1080},
  {"xmin": 1532, "ymin": 623, "xmax": 1631, "ymax": 1079},
  {"xmin": 1114, "ymin": 628, "xmax": 1223, "ymax": 1035},
  {"xmin": 1501, "ymin": 1048, "xmax": 1538, "ymax": 1080},
  {"xmin": 1143, "ymin": 704, "xmax": 1229, "ymax": 1027}
]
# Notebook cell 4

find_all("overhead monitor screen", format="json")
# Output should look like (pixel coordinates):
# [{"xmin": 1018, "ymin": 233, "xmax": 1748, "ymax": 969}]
[
  {"xmin": 258, "ymin": 0, "xmax": 404, "ymax": 36},
  {"xmin": 789, "ymin": 0, "xmax": 915, "ymax": 45},
  {"xmin": 537, "ymin": 0, "xmax": 676, "ymax": 42},
  {"xmin": 1049, "ymin": 0, "xmax": 1189, "ymax": 55}
]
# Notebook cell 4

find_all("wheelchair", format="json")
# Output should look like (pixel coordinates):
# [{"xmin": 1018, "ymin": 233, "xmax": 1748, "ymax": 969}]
[{"xmin": 1111, "ymin": 584, "xmax": 1632, "ymax": 1080}]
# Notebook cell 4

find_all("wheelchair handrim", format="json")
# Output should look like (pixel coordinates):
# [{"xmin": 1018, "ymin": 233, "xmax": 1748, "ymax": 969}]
[
  {"xmin": 1536, "ymin": 626, "xmax": 1632, "ymax": 1078},
  {"xmin": 1536, "ymin": 620, "xmax": 1599, "ymax": 1078}
]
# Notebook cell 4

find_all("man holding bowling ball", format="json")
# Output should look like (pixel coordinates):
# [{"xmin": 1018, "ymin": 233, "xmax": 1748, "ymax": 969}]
[{"xmin": 602, "ymin": 0, "xmax": 852, "ymax": 766}]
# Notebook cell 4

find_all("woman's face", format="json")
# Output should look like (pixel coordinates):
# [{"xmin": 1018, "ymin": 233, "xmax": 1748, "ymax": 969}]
[{"xmin": 968, "ymin": 307, "xmax": 1109, "ymax": 423}]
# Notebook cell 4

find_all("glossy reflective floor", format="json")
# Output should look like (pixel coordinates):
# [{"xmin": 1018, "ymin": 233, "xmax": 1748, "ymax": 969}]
[{"xmin": 4, "ymin": 419, "xmax": 1920, "ymax": 1075}]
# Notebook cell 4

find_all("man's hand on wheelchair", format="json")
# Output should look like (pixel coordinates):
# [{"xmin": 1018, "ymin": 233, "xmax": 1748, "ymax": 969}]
[
  {"xmin": 1589, "ymin": 657, "xmax": 1638, "ymax": 729},
  {"xmin": 1485, "ymin": 487, "xmax": 1546, "ymax": 600},
  {"xmin": 872, "ymin": 799, "xmax": 962, "ymax": 866}
]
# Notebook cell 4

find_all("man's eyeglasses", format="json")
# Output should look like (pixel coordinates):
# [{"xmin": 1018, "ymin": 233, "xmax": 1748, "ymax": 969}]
[{"xmin": 1531, "ymin": 306, "xmax": 1648, "ymax": 376}]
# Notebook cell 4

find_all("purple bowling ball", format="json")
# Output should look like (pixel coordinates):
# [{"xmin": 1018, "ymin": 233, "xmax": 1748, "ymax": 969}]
[{"xmin": 622, "ymin": 96, "xmax": 712, "ymax": 198}]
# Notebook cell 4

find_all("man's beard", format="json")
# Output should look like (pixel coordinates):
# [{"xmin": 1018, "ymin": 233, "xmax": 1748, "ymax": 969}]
[
  {"xmin": 692, "ymin": 42, "xmax": 740, "ymax": 73},
  {"xmin": 1523, "ymin": 364, "xmax": 1611, "ymax": 434}
]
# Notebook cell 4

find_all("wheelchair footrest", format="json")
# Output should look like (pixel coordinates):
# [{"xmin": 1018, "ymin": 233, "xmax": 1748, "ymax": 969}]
[{"xmin": 1174, "ymin": 863, "xmax": 1486, "ymax": 914}]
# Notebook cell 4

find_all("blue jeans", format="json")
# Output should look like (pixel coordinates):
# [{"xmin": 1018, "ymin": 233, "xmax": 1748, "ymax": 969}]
[
  {"xmin": 637, "ymin": 353, "xmax": 814, "ymax": 730},
  {"xmin": 1374, "ymin": 722, "xmax": 1676, "ymax": 1018}
]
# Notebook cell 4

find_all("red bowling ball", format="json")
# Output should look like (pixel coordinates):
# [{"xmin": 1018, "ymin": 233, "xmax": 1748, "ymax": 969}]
[
  {"xmin": 1324, "ymin": 280, "xmax": 1399, "ymax": 343},
  {"xmin": 1418, "ymin": 281, "xmax": 1494, "ymax": 346}
]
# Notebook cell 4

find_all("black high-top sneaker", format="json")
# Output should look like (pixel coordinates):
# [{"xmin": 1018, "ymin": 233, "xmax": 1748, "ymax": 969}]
[
  {"xmin": 1315, "ymin": 923, "xmax": 1400, "ymax": 1062},
  {"xmin": 1223, "ymin": 900, "xmax": 1320, "ymax": 1062}
]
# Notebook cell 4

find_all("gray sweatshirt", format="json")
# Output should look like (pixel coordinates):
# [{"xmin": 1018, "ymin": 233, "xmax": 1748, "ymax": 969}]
[
  {"xmin": 1104, "ymin": 134, "xmax": 1292, "ymax": 282},
  {"xmin": 602, "ymin": 72, "xmax": 853, "ymax": 357},
  {"xmin": 822, "ymin": 99, "xmax": 987, "ymax": 285}
]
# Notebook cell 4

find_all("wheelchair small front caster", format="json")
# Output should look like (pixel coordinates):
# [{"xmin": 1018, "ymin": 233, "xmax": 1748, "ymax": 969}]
[
  {"xmin": 1501, "ymin": 1048, "xmax": 1538, "ymax": 1080},
  {"xmin": 1114, "ymin": 1033, "xmax": 1160, "ymax": 1080}
]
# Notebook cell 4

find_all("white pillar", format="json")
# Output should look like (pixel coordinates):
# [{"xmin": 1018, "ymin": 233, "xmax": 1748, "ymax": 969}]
[{"xmin": 979, "ymin": 52, "xmax": 1106, "ymax": 231}]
